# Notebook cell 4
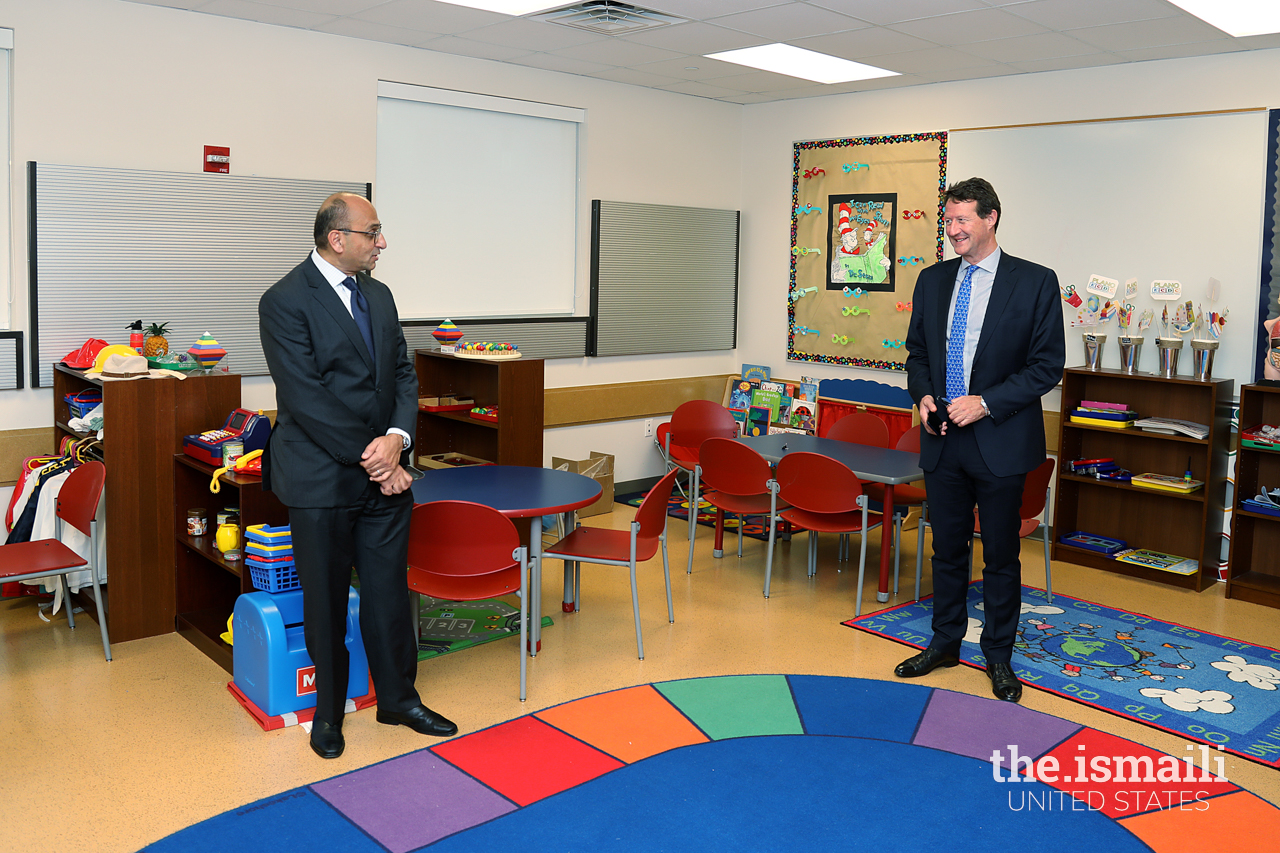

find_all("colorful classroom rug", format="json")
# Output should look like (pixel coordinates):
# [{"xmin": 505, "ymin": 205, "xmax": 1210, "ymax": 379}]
[
  {"xmin": 616, "ymin": 491, "xmax": 796, "ymax": 542},
  {"xmin": 415, "ymin": 596, "xmax": 552, "ymax": 661},
  {"xmin": 144, "ymin": 674, "xmax": 1280, "ymax": 853},
  {"xmin": 844, "ymin": 582, "xmax": 1280, "ymax": 769}
]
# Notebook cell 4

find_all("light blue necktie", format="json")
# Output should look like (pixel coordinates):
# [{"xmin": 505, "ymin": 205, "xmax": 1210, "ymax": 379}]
[
  {"xmin": 341, "ymin": 276, "xmax": 376, "ymax": 361},
  {"xmin": 945, "ymin": 264, "xmax": 976, "ymax": 399}
]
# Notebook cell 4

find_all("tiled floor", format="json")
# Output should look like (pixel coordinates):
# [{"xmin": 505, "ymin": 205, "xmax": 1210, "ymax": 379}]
[{"xmin": 2, "ymin": 505, "xmax": 1278, "ymax": 853}]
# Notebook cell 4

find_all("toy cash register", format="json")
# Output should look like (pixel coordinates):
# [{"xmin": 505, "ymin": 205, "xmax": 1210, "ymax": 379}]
[{"xmin": 183, "ymin": 408, "xmax": 272, "ymax": 466}]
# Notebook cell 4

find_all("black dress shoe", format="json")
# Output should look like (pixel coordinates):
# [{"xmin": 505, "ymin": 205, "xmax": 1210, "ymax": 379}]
[
  {"xmin": 987, "ymin": 662, "xmax": 1023, "ymax": 702},
  {"xmin": 894, "ymin": 647, "xmax": 960, "ymax": 678},
  {"xmin": 376, "ymin": 704, "xmax": 458, "ymax": 737},
  {"xmin": 310, "ymin": 720, "xmax": 345, "ymax": 759}
]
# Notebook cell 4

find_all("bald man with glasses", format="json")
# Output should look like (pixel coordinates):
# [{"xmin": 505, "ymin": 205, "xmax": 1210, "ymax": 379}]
[{"xmin": 259, "ymin": 192, "xmax": 456, "ymax": 759}]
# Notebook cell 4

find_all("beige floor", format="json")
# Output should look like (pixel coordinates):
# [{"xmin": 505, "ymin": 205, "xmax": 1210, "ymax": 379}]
[{"xmin": 2, "ymin": 505, "xmax": 1278, "ymax": 853}]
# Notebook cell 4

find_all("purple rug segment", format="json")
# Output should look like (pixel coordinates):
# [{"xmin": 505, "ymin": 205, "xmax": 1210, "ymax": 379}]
[
  {"xmin": 311, "ymin": 749, "xmax": 514, "ymax": 852},
  {"xmin": 913, "ymin": 689, "xmax": 1081, "ymax": 763}
]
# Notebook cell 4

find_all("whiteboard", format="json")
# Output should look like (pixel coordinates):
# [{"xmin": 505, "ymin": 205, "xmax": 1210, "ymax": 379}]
[
  {"xmin": 948, "ymin": 111, "xmax": 1268, "ymax": 388},
  {"xmin": 375, "ymin": 84, "xmax": 581, "ymax": 321}
]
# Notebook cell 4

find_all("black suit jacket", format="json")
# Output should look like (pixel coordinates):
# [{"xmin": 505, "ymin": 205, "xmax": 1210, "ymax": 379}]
[
  {"xmin": 904, "ymin": 251, "xmax": 1065, "ymax": 478},
  {"xmin": 258, "ymin": 256, "xmax": 417, "ymax": 508}
]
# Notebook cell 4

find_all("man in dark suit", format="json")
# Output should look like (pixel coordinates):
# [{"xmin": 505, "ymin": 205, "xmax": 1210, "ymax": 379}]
[
  {"xmin": 897, "ymin": 177, "xmax": 1065, "ymax": 703},
  {"xmin": 259, "ymin": 192, "xmax": 456, "ymax": 759}
]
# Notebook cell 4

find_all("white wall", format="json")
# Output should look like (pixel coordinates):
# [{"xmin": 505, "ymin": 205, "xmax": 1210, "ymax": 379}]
[{"xmin": 736, "ymin": 49, "xmax": 1280, "ymax": 402}]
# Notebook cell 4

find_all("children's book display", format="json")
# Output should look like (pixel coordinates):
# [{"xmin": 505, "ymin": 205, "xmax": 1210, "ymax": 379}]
[{"xmin": 729, "ymin": 365, "xmax": 819, "ymax": 436}]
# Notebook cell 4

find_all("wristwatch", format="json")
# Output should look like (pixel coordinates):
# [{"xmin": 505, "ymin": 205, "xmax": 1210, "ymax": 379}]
[
  {"xmin": 979, "ymin": 396, "xmax": 991, "ymax": 417},
  {"xmin": 401, "ymin": 433, "xmax": 412, "ymax": 450}
]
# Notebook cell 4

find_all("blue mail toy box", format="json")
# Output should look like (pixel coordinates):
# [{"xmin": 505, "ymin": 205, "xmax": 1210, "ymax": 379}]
[{"xmin": 232, "ymin": 586, "xmax": 368, "ymax": 718}]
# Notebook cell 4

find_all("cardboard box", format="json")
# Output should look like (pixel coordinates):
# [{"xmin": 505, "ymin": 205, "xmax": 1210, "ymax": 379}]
[
  {"xmin": 551, "ymin": 451, "xmax": 614, "ymax": 517},
  {"xmin": 419, "ymin": 452, "xmax": 492, "ymax": 469}
]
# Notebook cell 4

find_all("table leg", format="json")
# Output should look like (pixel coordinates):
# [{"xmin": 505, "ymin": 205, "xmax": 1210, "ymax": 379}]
[
  {"xmin": 877, "ymin": 483, "xmax": 894, "ymax": 603},
  {"xmin": 530, "ymin": 514, "xmax": 543, "ymax": 656},
  {"xmin": 561, "ymin": 510, "xmax": 577, "ymax": 612}
]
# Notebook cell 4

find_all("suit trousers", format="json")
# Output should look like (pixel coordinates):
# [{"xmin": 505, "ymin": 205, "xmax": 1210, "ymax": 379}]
[
  {"xmin": 289, "ymin": 482, "xmax": 418, "ymax": 725},
  {"xmin": 923, "ymin": 424, "xmax": 1027, "ymax": 664}
]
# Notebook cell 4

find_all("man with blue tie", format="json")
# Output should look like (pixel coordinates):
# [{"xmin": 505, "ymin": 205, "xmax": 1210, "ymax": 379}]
[
  {"xmin": 897, "ymin": 178, "xmax": 1065, "ymax": 702},
  {"xmin": 260, "ymin": 192, "xmax": 457, "ymax": 758}
]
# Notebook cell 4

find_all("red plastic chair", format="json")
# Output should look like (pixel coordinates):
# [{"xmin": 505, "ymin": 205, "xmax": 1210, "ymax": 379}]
[
  {"xmin": 914, "ymin": 457, "xmax": 1055, "ymax": 603},
  {"xmin": 775, "ymin": 452, "xmax": 883, "ymax": 615},
  {"xmin": 690, "ymin": 437, "xmax": 788, "ymax": 595},
  {"xmin": 863, "ymin": 427, "xmax": 928, "ymax": 594},
  {"xmin": 657, "ymin": 401, "xmax": 739, "ymax": 540},
  {"xmin": 544, "ymin": 466, "xmax": 681, "ymax": 660},
  {"xmin": 0, "ymin": 461, "xmax": 110, "ymax": 660},
  {"xmin": 825, "ymin": 412, "xmax": 891, "ymax": 448},
  {"xmin": 407, "ymin": 500, "xmax": 530, "ymax": 700}
]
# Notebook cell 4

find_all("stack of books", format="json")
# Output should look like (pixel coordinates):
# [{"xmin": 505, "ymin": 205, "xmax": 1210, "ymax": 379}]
[
  {"xmin": 1133, "ymin": 417, "xmax": 1209, "ymax": 439},
  {"xmin": 1069, "ymin": 400, "xmax": 1139, "ymax": 429},
  {"xmin": 1130, "ymin": 472, "xmax": 1204, "ymax": 493}
]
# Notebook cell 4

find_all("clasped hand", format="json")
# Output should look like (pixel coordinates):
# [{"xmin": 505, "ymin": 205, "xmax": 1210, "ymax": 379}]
[
  {"xmin": 921, "ymin": 394, "xmax": 987, "ymax": 435},
  {"xmin": 361, "ymin": 434, "xmax": 410, "ymax": 494}
]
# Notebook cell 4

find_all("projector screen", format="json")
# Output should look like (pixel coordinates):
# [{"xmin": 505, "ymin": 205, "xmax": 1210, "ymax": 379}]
[{"xmin": 374, "ymin": 82, "xmax": 581, "ymax": 321}]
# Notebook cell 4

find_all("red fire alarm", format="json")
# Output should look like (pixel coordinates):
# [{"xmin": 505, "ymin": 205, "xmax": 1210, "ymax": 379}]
[{"xmin": 203, "ymin": 145, "xmax": 230, "ymax": 174}]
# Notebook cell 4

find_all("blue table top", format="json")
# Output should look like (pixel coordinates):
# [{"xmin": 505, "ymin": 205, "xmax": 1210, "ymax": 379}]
[
  {"xmin": 410, "ymin": 465, "xmax": 603, "ymax": 517},
  {"xmin": 739, "ymin": 434, "xmax": 923, "ymax": 485}
]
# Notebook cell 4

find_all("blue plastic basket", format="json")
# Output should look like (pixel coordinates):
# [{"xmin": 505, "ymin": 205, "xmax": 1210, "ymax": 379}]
[{"xmin": 247, "ymin": 559, "xmax": 300, "ymax": 593}]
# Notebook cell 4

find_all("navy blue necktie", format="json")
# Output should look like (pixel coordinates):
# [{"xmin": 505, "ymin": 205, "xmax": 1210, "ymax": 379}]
[{"xmin": 341, "ymin": 276, "xmax": 376, "ymax": 361}]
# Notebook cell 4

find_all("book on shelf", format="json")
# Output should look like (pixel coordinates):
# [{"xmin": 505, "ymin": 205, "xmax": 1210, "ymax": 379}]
[
  {"xmin": 751, "ymin": 388, "xmax": 782, "ymax": 422},
  {"xmin": 1069, "ymin": 414, "xmax": 1135, "ymax": 429},
  {"xmin": 1130, "ymin": 473, "xmax": 1204, "ymax": 493},
  {"xmin": 1080, "ymin": 400, "xmax": 1129, "ymax": 412},
  {"xmin": 741, "ymin": 364, "xmax": 771, "ymax": 383},
  {"xmin": 768, "ymin": 425, "xmax": 807, "ymax": 435},
  {"xmin": 1071, "ymin": 407, "xmax": 1139, "ymax": 421},
  {"xmin": 1132, "ymin": 417, "xmax": 1209, "ymax": 439},
  {"xmin": 744, "ymin": 406, "xmax": 771, "ymax": 437},
  {"xmin": 798, "ymin": 381, "xmax": 819, "ymax": 403},
  {"xmin": 727, "ymin": 379, "xmax": 754, "ymax": 410},
  {"xmin": 1112, "ymin": 548, "xmax": 1199, "ymax": 575},
  {"xmin": 790, "ymin": 401, "xmax": 817, "ymax": 433}
]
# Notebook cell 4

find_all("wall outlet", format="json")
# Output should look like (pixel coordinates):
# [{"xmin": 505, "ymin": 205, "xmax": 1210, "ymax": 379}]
[{"xmin": 644, "ymin": 418, "xmax": 654, "ymax": 437}]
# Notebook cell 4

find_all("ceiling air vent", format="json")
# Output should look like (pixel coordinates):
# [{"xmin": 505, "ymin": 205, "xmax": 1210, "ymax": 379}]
[{"xmin": 533, "ymin": 2, "xmax": 685, "ymax": 35}]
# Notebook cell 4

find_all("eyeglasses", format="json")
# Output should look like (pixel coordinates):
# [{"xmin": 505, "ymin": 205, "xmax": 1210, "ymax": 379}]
[{"xmin": 336, "ymin": 227, "xmax": 383, "ymax": 240}]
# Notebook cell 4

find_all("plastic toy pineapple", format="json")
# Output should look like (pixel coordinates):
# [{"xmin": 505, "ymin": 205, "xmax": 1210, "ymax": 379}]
[{"xmin": 143, "ymin": 322, "xmax": 171, "ymax": 357}]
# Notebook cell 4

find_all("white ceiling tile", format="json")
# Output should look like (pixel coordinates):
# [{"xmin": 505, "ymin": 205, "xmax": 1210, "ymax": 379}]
[
  {"xmin": 508, "ymin": 52, "xmax": 614, "ymax": 75},
  {"xmin": 124, "ymin": 0, "xmax": 207, "ymax": 9},
  {"xmin": 909, "ymin": 63, "xmax": 1022, "ymax": 84},
  {"xmin": 416, "ymin": 34, "xmax": 534, "ymax": 60},
  {"xmin": 793, "ymin": 27, "xmax": 937, "ymax": 59},
  {"xmin": 890, "ymin": 8, "xmax": 1048, "ymax": 45},
  {"xmin": 865, "ymin": 46, "xmax": 1000, "ymax": 74},
  {"xmin": 658, "ymin": 79, "xmax": 752, "ymax": 98},
  {"xmin": 632, "ymin": 54, "xmax": 765, "ymax": 80},
  {"xmin": 1001, "ymin": 0, "xmax": 1178, "ymax": 31},
  {"xmin": 352, "ymin": 0, "xmax": 510, "ymax": 34},
  {"xmin": 805, "ymin": 0, "xmax": 987, "ymax": 27},
  {"xmin": 618, "ymin": 22, "xmax": 767, "ymax": 54},
  {"xmin": 315, "ymin": 17, "xmax": 440, "ymax": 43},
  {"xmin": 962, "ymin": 31, "xmax": 1103, "ymax": 63},
  {"xmin": 247, "ymin": 0, "xmax": 386, "ymax": 14},
  {"xmin": 706, "ymin": 3, "xmax": 868, "ymax": 41},
  {"xmin": 462, "ymin": 18, "xmax": 607, "ymax": 50},
  {"xmin": 1068, "ymin": 16, "xmax": 1230, "ymax": 51},
  {"xmin": 1006, "ymin": 53, "xmax": 1135, "ymax": 74},
  {"xmin": 549, "ymin": 38, "xmax": 687, "ymax": 66},
  {"xmin": 193, "ymin": 0, "xmax": 337, "ymax": 27},
  {"xmin": 644, "ymin": 0, "xmax": 785, "ymax": 20},
  {"xmin": 1112, "ymin": 42, "xmax": 1246, "ymax": 63},
  {"xmin": 705, "ymin": 69, "xmax": 827, "ymax": 91},
  {"xmin": 586, "ymin": 66, "xmax": 686, "ymax": 87}
]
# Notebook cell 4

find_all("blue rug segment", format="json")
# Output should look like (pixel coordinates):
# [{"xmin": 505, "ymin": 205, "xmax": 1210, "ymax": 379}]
[
  {"xmin": 845, "ymin": 582, "xmax": 1280, "ymax": 769},
  {"xmin": 789, "ymin": 673, "xmax": 932, "ymax": 742},
  {"xmin": 142, "ymin": 787, "xmax": 381, "ymax": 853},
  {"xmin": 421, "ymin": 735, "xmax": 1148, "ymax": 853}
]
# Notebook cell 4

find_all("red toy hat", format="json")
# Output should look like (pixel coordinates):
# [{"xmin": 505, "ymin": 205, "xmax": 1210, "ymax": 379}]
[{"xmin": 61, "ymin": 338, "xmax": 109, "ymax": 369}]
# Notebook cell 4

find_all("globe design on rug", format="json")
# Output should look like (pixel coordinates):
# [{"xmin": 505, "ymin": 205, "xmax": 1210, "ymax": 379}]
[{"xmin": 1041, "ymin": 634, "xmax": 1143, "ymax": 669}]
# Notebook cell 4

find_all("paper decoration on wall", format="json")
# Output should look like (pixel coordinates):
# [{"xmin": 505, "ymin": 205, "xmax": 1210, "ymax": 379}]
[
  {"xmin": 1086, "ymin": 274, "xmax": 1119, "ymax": 298},
  {"xmin": 1207, "ymin": 277, "xmax": 1222, "ymax": 301},
  {"xmin": 789, "ymin": 131, "xmax": 947, "ymax": 372},
  {"xmin": 1060, "ymin": 284, "xmax": 1083, "ymax": 307},
  {"xmin": 794, "ymin": 324, "xmax": 819, "ymax": 336},
  {"xmin": 1151, "ymin": 280, "xmax": 1181, "ymax": 300},
  {"xmin": 896, "ymin": 301, "xmax": 912, "ymax": 312},
  {"xmin": 792, "ymin": 246, "xmax": 821, "ymax": 255},
  {"xmin": 796, "ymin": 204, "xmax": 822, "ymax": 215},
  {"xmin": 1125, "ymin": 278, "xmax": 1138, "ymax": 299}
]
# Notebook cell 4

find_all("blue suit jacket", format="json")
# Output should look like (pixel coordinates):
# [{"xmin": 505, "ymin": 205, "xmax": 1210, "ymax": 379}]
[
  {"xmin": 904, "ymin": 252, "xmax": 1065, "ymax": 478},
  {"xmin": 258, "ymin": 257, "xmax": 417, "ymax": 508}
]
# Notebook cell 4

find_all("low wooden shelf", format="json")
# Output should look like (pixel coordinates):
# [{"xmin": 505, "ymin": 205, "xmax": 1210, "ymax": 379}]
[{"xmin": 1226, "ymin": 383, "xmax": 1280, "ymax": 609}]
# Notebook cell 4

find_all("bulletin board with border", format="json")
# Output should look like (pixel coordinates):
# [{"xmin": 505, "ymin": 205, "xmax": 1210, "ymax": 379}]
[{"xmin": 788, "ymin": 132, "xmax": 947, "ymax": 372}]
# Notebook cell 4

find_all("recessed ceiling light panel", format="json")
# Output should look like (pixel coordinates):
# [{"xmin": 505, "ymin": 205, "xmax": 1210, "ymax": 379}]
[
  {"xmin": 705, "ymin": 44, "xmax": 898, "ymax": 85},
  {"xmin": 1168, "ymin": 0, "xmax": 1280, "ymax": 37}
]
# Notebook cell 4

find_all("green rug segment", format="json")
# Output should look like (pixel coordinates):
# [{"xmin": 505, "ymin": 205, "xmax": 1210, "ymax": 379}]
[
  {"xmin": 654, "ymin": 675, "xmax": 803, "ymax": 739},
  {"xmin": 415, "ymin": 596, "xmax": 552, "ymax": 661}
]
